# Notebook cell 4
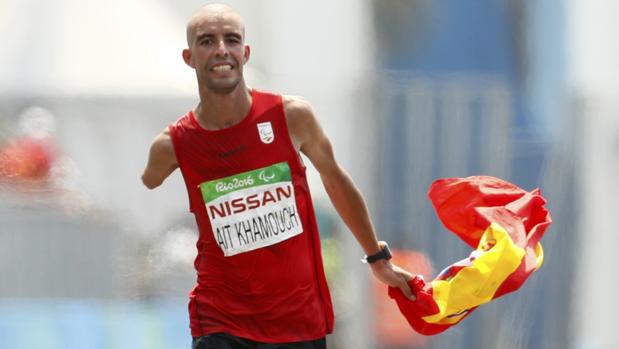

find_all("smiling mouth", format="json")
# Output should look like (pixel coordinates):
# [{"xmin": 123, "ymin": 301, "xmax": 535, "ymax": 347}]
[{"xmin": 212, "ymin": 64, "xmax": 233, "ymax": 72}]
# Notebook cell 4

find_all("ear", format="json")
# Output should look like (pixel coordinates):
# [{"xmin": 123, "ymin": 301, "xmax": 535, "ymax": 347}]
[
  {"xmin": 182, "ymin": 48, "xmax": 195, "ymax": 68},
  {"xmin": 243, "ymin": 45, "xmax": 251, "ymax": 64}
]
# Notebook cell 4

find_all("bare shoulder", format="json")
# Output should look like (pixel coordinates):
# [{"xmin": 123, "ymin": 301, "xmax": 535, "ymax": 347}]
[
  {"xmin": 283, "ymin": 95, "xmax": 322, "ymax": 149},
  {"xmin": 283, "ymin": 95, "xmax": 316, "ymax": 124},
  {"xmin": 149, "ymin": 128, "xmax": 177, "ymax": 163},
  {"xmin": 155, "ymin": 127, "xmax": 173, "ymax": 144}
]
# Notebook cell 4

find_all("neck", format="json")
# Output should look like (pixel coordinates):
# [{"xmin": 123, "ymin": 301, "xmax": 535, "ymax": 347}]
[{"xmin": 194, "ymin": 80, "xmax": 252, "ymax": 130}]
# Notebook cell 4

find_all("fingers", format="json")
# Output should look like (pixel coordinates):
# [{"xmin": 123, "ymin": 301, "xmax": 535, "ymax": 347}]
[
  {"xmin": 398, "ymin": 275, "xmax": 416, "ymax": 301},
  {"xmin": 392, "ymin": 264, "xmax": 415, "ymax": 300},
  {"xmin": 370, "ymin": 261, "xmax": 416, "ymax": 301}
]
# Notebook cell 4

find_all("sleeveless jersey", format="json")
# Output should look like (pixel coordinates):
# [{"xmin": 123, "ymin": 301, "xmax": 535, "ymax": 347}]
[{"xmin": 168, "ymin": 90, "xmax": 334, "ymax": 342}]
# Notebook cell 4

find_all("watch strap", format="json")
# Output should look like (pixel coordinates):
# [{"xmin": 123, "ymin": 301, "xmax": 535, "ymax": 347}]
[{"xmin": 364, "ymin": 244, "xmax": 392, "ymax": 264}]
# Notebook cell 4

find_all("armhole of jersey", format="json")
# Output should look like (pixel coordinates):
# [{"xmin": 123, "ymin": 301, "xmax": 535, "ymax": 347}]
[
  {"xmin": 277, "ymin": 95, "xmax": 307, "ymax": 174},
  {"xmin": 168, "ymin": 122, "xmax": 196, "ymax": 213}
]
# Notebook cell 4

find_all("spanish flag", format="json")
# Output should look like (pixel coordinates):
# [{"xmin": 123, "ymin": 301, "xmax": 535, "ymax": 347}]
[{"xmin": 389, "ymin": 176, "xmax": 552, "ymax": 335}]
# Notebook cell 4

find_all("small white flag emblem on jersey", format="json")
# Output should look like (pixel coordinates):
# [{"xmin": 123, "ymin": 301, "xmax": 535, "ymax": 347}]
[{"xmin": 257, "ymin": 122, "xmax": 274, "ymax": 144}]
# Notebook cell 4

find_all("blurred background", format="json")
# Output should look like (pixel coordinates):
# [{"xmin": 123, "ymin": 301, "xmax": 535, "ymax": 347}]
[{"xmin": 0, "ymin": 0, "xmax": 616, "ymax": 348}]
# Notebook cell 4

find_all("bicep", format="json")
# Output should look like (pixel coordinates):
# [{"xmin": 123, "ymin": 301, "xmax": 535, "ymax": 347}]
[
  {"xmin": 299, "ymin": 121, "xmax": 344, "ymax": 182},
  {"xmin": 141, "ymin": 131, "xmax": 178, "ymax": 189},
  {"xmin": 284, "ymin": 95, "xmax": 344, "ymax": 180}
]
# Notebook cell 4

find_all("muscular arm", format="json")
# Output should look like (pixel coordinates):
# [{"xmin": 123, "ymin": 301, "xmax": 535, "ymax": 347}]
[
  {"xmin": 284, "ymin": 96, "xmax": 415, "ymax": 300},
  {"xmin": 141, "ymin": 128, "xmax": 178, "ymax": 189}
]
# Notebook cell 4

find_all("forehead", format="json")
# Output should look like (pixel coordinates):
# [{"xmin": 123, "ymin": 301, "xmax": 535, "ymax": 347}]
[{"xmin": 189, "ymin": 11, "xmax": 244, "ymax": 38}]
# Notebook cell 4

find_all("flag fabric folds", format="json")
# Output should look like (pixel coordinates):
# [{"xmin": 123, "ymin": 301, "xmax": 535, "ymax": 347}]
[{"xmin": 388, "ymin": 176, "xmax": 552, "ymax": 335}]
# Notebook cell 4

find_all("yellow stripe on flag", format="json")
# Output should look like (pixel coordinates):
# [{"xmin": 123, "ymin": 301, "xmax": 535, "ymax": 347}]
[
  {"xmin": 534, "ymin": 242, "xmax": 544, "ymax": 270},
  {"xmin": 423, "ymin": 223, "xmax": 526, "ymax": 324}
]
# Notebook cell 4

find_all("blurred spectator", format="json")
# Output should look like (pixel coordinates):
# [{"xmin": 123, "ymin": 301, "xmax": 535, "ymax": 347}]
[{"xmin": 0, "ymin": 106, "xmax": 58, "ymax": 185}]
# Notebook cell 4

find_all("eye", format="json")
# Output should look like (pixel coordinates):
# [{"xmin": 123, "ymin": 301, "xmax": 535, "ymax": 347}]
[
  {"xmin": 200, "ymin": 38, "xmax": 213, "ymax": 46},
  {"xmin": 226, "ymin": 36, "xmax": 242, "ymax": 44}
]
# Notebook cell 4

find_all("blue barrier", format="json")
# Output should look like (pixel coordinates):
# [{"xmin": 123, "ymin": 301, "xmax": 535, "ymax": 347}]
[{"xmin": 0, "ymin": 298, "xmax": 190, "ymax": 349}]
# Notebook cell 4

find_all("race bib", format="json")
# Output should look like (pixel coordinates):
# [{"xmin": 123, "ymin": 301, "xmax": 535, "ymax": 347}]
[{"xmin": 199, "ymin": 162, "xmax": 304, "ymax": 256}]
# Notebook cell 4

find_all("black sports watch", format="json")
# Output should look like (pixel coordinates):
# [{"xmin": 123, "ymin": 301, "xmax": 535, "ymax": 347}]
[{"xmin": 362, "ymin": 243, "xmax": 392, "ymax": 264}]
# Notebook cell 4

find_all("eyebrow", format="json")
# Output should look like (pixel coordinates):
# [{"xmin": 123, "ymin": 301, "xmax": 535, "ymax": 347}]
[{"xmin": 195, "ymin": 32, "xmax": 243, "ymax": 42}]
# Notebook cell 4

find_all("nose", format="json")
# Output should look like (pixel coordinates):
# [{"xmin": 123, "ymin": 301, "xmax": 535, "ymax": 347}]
[{"xmin": 215, "ymin": 39, "xmax": 229, "ymax": 57}]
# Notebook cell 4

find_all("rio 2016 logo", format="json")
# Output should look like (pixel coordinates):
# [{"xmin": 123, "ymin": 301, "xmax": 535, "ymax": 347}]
[{"xmin": 215, "ymin": 176, "xmax": 254, "ymax": 192}]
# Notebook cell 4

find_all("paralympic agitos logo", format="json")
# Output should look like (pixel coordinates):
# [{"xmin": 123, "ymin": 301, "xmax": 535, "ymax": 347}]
[{"xmin": 259, "ymin": 170, "xmax": 275, "ymax": 182}]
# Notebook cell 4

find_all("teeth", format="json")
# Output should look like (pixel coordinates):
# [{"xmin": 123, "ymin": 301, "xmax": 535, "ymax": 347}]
[{"xmin": 212, "ymin": 65, "xmax": 232, "ymax": 72}]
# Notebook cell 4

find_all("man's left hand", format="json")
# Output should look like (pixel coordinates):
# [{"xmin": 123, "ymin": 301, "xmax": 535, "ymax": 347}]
[{"xmin": 370, "ymin": 259, "xmax": 416, "ymax": 301}]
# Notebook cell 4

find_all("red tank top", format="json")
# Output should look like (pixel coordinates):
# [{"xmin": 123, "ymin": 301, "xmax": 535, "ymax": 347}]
[{"xmin": 168, "ymin": 90, "xmax": 334, "ymax": 342}]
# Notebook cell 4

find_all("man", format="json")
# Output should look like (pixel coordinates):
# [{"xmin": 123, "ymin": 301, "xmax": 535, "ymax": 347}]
[{"xmin": 141, "ymin": 4, "xmax": 414, "ymax": 349}]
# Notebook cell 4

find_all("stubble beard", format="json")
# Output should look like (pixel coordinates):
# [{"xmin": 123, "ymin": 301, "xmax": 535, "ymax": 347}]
[{"xmin": 201, "ymin": 70, "xmax": 243, "ymax": 95}]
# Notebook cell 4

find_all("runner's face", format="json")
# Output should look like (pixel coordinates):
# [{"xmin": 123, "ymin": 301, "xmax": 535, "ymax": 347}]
[{"xmin": 187, "ymin": 14, "xmax": 249, "ymax": 94}]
